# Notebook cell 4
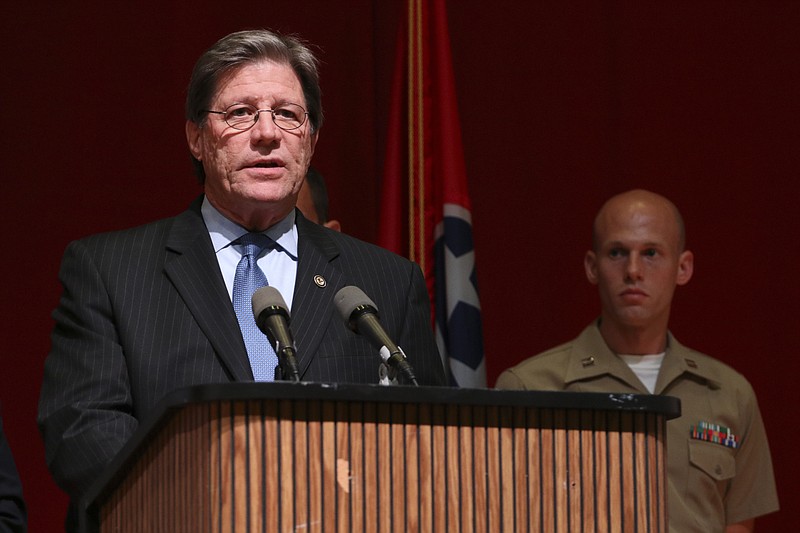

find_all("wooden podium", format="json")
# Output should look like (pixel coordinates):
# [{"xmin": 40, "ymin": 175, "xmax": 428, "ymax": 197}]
[{"xmin": 82, "ymin": 383, "xmax": 679, "ymax": 533}]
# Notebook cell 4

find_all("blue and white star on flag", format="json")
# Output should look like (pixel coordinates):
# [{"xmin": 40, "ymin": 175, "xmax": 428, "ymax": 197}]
[{"xmin": 434, "ymin": 203, "xmax": 486, "ymax": 388}]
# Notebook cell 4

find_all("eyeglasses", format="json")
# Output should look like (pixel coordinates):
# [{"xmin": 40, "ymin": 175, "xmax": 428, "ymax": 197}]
[{"xmin": 204, "ymin": 102, "xmax": 309, "ymax": 131}]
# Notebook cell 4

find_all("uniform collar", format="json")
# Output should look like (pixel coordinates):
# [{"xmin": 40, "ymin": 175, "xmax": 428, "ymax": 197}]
[{"xmin": 564, "ymin": 320, "xmax": 721, "ymax": 393}]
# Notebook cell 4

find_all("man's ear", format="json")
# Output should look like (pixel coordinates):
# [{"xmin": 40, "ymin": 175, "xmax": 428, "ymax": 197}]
[
  {"xmin": 186, "ymin": 120, "xmax": 203, "ymax": 160},
  {"xmin": 584, "ymin": 250, "xmax": 599, "ymax": 285},
  {"xmin": 676, "ymin": 250, "xmax": 694, "ymax": 286}
]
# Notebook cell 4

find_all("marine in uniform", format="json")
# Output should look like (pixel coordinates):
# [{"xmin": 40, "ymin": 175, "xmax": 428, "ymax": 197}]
[{"xmin": 496, "ymin": 190, "xmax": 778, "ymax": 532}]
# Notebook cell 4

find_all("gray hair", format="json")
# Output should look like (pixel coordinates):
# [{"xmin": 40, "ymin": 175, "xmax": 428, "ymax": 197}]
[{"xmin": 185, "ymin": 29, "xmax": 323, "ymax": 182}]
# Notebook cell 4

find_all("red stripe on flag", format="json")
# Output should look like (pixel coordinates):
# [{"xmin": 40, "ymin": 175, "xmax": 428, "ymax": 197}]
[{"xmin": 378, "ymin": 21, "xmax": 408, "ymax": 257}]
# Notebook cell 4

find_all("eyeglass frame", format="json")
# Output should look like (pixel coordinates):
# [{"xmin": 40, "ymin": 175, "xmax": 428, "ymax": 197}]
[{"xmin": 203, "ymin": 102, "xmax": 310, "ymax": 132}]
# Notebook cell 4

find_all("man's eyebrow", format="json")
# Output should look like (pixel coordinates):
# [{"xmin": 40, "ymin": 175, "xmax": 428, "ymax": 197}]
[{"xmin": 603, "ymin": 240, "xmax": 666, "ymax": 249}]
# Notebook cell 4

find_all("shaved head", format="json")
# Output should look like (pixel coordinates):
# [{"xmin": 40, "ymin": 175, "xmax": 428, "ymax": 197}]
[{"xmin": 592, "ymin": 190, "xmax": 685, "ymax": 253}]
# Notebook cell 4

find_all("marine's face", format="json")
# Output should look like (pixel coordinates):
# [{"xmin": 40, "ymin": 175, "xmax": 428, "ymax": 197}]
[
  {"xmin": 186, "ymin": 60, "xmax": 317, "ymax": 229},
  {"xmin": 585, "ymin": 197, "xmax": 693, "ymax": 331}
]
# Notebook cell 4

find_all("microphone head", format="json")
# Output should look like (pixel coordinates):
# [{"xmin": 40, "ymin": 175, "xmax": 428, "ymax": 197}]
[
  {"xmin": 333, "ymin": 286, "xmax": 378, "ymax": 329},
  {"xmin": 251, "ymin": 286, "xmax": 290, "ymax": 321}
]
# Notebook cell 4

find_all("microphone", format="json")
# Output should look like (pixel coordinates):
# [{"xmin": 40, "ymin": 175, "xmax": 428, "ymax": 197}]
[
  {"xmin": 251, "ymin": 286, "xmax": 301, "ymax": 382},
  {"xmin": 333, "ymin": 286, "xmax": 419, "ymax": 386}
]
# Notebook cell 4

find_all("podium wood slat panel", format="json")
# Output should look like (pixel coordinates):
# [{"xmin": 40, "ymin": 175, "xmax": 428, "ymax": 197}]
[
  {"xmin": 362, "ymin": 402, "xmax": 378, "ymax": 533},
  {"xmin": 418, "ymin": 405, "xmax": 433, "ymax": 532},
  {"xmin": 92, "ymin": 384, "xmax": 674, "ymax": 533},
  {"xmin": 445, "ymin": 404, "xmax": 460, "ymax": 531},
  {"xmin": 320, "ymin": 401, "xmax": 335, "ymax": 531},
  {"xmin": 498, "ymin": 407, "xmax": 514, "ymax": 533},
  {"xmin": 306, "ymin": 400, "xmax": 322, "ymax": 533},
  {"xmin": 349, "ymin": 401, "xmax": 364, "ymax": 533},
  {"xmin": 376, "ymin": 402, "xmax": 391, "ymax": 533},
  {"xmin": 431, "ymin": 405, "xmax": 446, "ymax": 533},
  {"xmin": 405, "ymin": 403, "xmax": 420, "ymax": 532},
  {"xmin": 579, "ymin": 409, "xmax": 596, "ymax": 532}
]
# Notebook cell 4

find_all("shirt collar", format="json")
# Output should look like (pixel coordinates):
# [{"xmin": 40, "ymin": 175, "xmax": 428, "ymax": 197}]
[
  {"xmin": 565, "ymin": 322, "xmax": 721, "ymax": 391},
  {"xmin": 201, "ymin": 196, "xmax": 298, "ymax": 260}
]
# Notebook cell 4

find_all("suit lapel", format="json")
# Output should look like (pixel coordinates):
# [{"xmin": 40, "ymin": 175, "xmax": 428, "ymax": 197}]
[
  {"xmin": 291, "ymin": 212, "xmax": 345, "ymax": 377},
  {"xmin": 163, "ymin": 200, "xmax": 253, "ymax": 381}
]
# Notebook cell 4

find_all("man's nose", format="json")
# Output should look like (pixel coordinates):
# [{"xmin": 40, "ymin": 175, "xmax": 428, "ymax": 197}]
[
  {"xmin": 250, "ymin": 111, "xmax": 281, "ymax": 142},
  {"xmin": 625, "ymin": 253, "xmax": 643, "ymax": 280}
]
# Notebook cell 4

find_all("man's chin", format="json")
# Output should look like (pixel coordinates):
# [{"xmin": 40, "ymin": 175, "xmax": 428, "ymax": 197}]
[
  {"xmin": 236, "ymin": 185, "xmax": 296, "ymax": 207},
  {"xmin": 610, "ymin": 309, "xmax": 652, "ymax": 328}
]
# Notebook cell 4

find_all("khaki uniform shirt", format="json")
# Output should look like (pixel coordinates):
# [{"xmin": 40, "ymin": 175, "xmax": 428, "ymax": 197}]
[{"xmin": 496, "ymin": 322, "xmax": 779, "ymax": 533}]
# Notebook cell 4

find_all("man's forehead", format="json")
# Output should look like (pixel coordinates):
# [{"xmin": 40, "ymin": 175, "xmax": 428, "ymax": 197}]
[
  {"xmin": 599, "ymin": 236, "xmax": 670, "ymax": 249},
  {"xmin": 214, "ymin": 60, "xmax": 301, "ymax": 99},
  {"xmin": 596, "ymin": 212, "xmax": 681, "ymax": 250},
  {"xmin": 602, "ymin": 196, "xmax": 674, "ymax": 226}
]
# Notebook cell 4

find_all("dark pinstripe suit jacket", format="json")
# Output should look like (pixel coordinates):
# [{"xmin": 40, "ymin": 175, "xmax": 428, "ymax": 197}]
[
  {"xmin": 0, "ymin": 416, "xmax": 26, "ymax": 533},
  {"xmin": 38, "ymin": 196, "xmax": 446, "ymax": 504}
]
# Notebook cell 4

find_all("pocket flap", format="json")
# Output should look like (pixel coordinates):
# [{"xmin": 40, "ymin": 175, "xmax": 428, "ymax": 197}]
[{"xmin": 688, "ymin": 440, "xmax": 735, "ymax": 481}]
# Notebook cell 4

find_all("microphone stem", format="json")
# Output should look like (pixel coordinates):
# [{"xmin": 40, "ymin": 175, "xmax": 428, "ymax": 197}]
[
  {"xmin": 389, "ymin": 353, "xmax": 419, "ymax": 386},
  {"xmin": 280, "ymin": 347, "xmax": 301, "ymax": 382}
]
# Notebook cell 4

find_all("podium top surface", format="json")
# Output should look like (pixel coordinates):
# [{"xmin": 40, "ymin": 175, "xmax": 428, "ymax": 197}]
[{"xmin": 159, "ymin": 381, "xmax": 680, "ymax": 415}]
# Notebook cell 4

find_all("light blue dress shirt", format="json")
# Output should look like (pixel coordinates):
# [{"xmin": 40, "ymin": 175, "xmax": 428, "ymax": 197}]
[{"xmin": 201, "ymin": 197, "xmax": 298, "ymax": 311}]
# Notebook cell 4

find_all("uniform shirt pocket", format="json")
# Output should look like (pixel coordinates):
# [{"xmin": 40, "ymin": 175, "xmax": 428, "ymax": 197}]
[{"xmin": 688, "ymin": 440, "xmax": 736, "ymax": 481}]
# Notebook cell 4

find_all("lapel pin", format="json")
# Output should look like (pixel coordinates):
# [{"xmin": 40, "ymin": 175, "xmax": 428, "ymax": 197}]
[
  {"xmin": 313, "ymin": 275, "xmax": 326, "ymax": 288},
  {"xmin": 581, "ymin": 356, "xmax": 595, "ymax": 367},
  {"xmin": 685, "ymin": 358, "xmax": 698, "ymax": 368}
]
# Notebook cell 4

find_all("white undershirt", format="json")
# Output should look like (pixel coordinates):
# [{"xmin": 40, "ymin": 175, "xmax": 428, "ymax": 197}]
[{"xmin": 618, "ymin": 353, "xmax": 666, "ymax": 394}]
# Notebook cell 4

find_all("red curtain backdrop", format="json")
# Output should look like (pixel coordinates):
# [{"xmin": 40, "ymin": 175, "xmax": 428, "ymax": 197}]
[{"xmin": 2, "ymin": 2, "xmax": 797, "ymax": 530}]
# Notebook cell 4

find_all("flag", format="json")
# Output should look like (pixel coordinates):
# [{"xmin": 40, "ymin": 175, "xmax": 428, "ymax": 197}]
[{"xmin": 379, "ymin": 0, "xmax": 486, "ymax": 388}]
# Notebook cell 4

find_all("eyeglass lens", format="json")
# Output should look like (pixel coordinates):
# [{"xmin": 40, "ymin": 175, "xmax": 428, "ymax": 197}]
[{"xmin": 223, "ymin": 103, "xmax": 307, "ymax": 131}]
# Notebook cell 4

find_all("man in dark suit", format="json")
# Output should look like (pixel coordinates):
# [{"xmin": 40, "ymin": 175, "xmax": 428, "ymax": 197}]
[
  {"xmin": 0, "ymin": 415, "xmax": 26, "ymax": 533},
  {"xmin": 38, "ymin": 29, "xmax": 446, "ymax": 530}
]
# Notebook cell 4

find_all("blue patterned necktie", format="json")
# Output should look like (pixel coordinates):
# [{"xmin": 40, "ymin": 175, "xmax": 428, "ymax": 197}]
[{"xmin": 232, "ymin": 232, "xmax": 278, "ymax": 381}]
